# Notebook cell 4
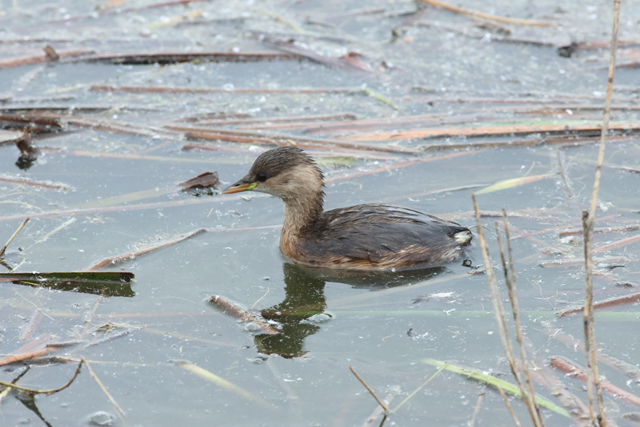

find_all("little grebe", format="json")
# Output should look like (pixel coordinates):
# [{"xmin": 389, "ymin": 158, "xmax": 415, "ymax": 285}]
[{"xmin": 222, "ymin": 147, "xmax": 472, "ymax": 270}]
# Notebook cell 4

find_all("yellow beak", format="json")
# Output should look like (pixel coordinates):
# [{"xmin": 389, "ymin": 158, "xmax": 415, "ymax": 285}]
[{"xmin": 222, "ymin": 182, "xmax": 257, "ymax": 194}]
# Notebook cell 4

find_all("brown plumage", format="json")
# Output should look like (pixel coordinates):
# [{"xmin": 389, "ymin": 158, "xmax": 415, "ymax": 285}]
[{"xmin": 223, "ymin": 147, "xmax": 472, "ymax": 271}]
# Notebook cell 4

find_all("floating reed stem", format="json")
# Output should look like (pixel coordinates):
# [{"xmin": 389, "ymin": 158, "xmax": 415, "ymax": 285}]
[{"xmin": 209, "ymin": 294, "xmax": 279, "ymax": 335}]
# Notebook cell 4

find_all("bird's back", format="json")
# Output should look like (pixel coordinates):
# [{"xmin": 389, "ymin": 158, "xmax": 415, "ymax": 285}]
[{"xmin": 292, "ymin": 204, "xmax": 472, "ymax": 270}]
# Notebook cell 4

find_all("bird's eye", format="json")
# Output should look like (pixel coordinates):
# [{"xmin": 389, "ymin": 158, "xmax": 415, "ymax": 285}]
[{"xmin": 256, "ymin": 172, "xmax": 267, "ymax": 182}]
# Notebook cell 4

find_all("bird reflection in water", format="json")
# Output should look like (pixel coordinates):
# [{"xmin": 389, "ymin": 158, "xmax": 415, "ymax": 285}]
[{"xmin": 254, "ymin": 263, "xmax": 448, "ymax": 358}]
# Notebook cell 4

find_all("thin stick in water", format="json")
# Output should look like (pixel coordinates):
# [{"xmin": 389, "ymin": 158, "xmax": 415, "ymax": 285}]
[
  {"xmin": 417, "ymin": 0, "xmax": 551, "ymax": 26},
  {"xmin": 559, "ymin": 225, "xmax": 640, "ymax": 238},
  {"xmin": 0, "ymin": 358, "xmax": 83, "ymax": 396},
  {"xmin": 496, "ymin": 212, "xmax": 545, "ymax": 426},
  {"xmin": 82, "ymin": 357, "xmax": 126, "ymax": 417},
  {"xmin": 0, "ymin": 347, "xmax": 58, "ymax": 367},
  {"xmin": 546, "ymin": 327, "xmax": 640, "ymax": 381},
  {"xmin": 0, "ymin": 175, "xmax": 70, "ymax": 190},
  {"xmin": 18, "ymin": 309, "xmax": 44, "ymax": 341},
  {"xmin": 389, "ymin": 363, "xmax": 447, "ymax": 414},
  {"xmin": 593, "ymin": 233, "xmax": 640, "ymax": 253},
  {"xmin": 85, "ymin": 229, "xmax": 206, "ymax": 271},
  {"xmin": 497, "ymin": 387, "xmax": 522, "ymax": 427},
  {"xmin": 349, "ymin": 365, "xmax": 388, "ymax": 413},
  {"xmin": 559, "ymin": 291, "xmax": 640, "ymax": 317},
  {"xmin": 362, "ymin": 388, "xmax": 397, "ymax": 427},
  {"xmin": 0, "ymin": 217, "xmax": 29, "ymax": 257},
  {"xmin": 469, "ymin": 389, "xmax": 485, "ymax": 427},
  {"xmin": 582, "ymin": 0, "xmax": 621, "ymax": 423},
  {"xmin": 582, "ymin": 211, "xmax": 605, "ymax": 425},
  {"xmin": 209, "ymin": 294, "xmax": 279, "ymax": 335},
  {"xmin": 26, "ymin": 217, "xmax": 76, "ymax": 251},
  {"xmin": 551, "ymin": 356, "xmax": 640, "ymax": 409},
  {"xmin": 472, "ymin": 195, "xmax": 541, "ymax": 427}
]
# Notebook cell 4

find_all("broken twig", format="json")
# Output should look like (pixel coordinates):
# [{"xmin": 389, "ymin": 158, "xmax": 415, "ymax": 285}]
[{"xmin": 0, "ymin": 359, "xmax": 83, "ymax": 396}]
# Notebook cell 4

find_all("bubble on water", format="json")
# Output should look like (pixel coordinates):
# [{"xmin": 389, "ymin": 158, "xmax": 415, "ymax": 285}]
[
  {"xmin": 87, "ymin": 411, "xmax": 116, "ymax": 426},
  {"xmin": 302, "ymin": 312, "xmax": 333, "ymax": 324}
]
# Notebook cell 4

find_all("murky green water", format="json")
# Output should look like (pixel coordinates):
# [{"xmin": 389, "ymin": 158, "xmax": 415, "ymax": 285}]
[{"xmin": 2, "ymin": 0, "xmax": 640, "ymax": 426}]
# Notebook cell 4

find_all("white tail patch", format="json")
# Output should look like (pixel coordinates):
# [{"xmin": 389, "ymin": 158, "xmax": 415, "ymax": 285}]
[{"xmin": 454, "ymin": 230, "xmax": 473, "ymax": 245}]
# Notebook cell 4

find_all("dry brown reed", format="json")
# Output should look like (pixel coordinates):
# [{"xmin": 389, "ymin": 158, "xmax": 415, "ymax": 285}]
[
  {"xmin": 580, "ymin": 0, "xmax": 621, "ymax": 424},
  {"xmin": 472, "ymin": 195, "xmax": 544, "ymax": 427}
]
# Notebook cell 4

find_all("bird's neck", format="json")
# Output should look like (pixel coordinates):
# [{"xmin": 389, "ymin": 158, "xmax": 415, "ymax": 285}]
[{"xmin": 281, "ymin": 189, "xmax": 324, "ymax": 236}]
